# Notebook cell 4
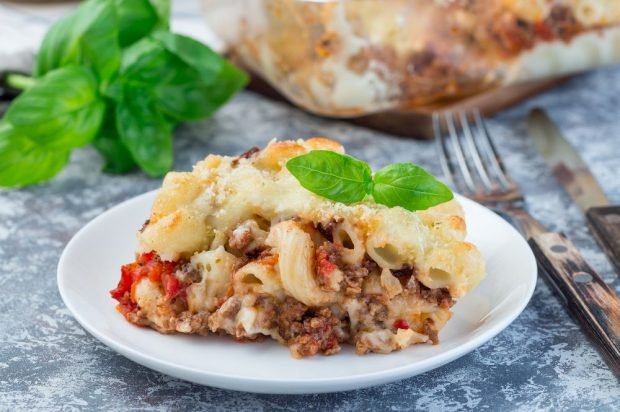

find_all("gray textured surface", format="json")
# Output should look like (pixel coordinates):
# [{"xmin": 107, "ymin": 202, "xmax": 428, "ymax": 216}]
[{"xmin": 1, "ymin": 66, "xmax": 620, "ymax": 411}]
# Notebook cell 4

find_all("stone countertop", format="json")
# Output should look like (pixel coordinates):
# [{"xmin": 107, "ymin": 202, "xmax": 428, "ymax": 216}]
[{"xmin": 1, "ymin": 66, "xmax": 620, "ymax": 410}]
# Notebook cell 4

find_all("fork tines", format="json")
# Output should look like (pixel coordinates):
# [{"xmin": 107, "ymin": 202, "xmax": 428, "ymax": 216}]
[{"xmin": 432, "ymin": 110, "xmax": 522, "ymax": 203}]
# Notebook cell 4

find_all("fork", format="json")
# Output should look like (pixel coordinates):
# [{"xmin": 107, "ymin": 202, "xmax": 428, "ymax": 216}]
[{"xmin": 433, "ymin": 110, "xmax": 620, "ymax": 373}]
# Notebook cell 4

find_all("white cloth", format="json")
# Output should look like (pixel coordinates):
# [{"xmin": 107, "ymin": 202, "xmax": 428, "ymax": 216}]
[{"xmin": 0, "ymin": 0, "xmax": 222, "ymax": 73}]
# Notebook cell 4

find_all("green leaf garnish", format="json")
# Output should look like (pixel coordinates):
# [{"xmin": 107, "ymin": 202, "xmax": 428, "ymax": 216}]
[
  {"xmin": 115, "ymin": 84, "xmax": 172, "ymax": 177},
  {"xmin": 0, "ymin": 0, "xmax": 247, "ymax": 187},
  {"xmin": 0, "ymin": 123, "xmax": 70, "ymax": 187},
  {"xmin": 111, "ymin": 33, "xmax": 249, "ymax": 122},
  {"xmin": 149, "ymin": 0, "xmax": 171, "ymax": 29},
  {"xmin": 35, "ymin": 0, "xmax": 121, "ymax": 82},
  {"xmin": 286, "ymin": 151, "xmax": 453, "ymax": 211},
  {"xmin": 6, "ymin": 66, "xmax": 105, "ymax": 150},
  {"xmin": 115, "ymin": 0, "xmax": 163, "ymax": 48},
  {"xmin": 92, "ymin": 109, "xmax": 136, "ymax": 174},
  {"xmin": 152, "ymin": 32, "xmax": 249, "ymax": 121},
  {"xmin": 286, "ymin": 150, "xmax": 373, "ymax": 204},
  {"xmin": 372, "ymin": 163, "xmax": 454, "ymax": 211}
]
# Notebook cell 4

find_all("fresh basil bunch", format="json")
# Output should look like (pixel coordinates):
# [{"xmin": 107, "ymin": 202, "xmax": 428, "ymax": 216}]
[
  {"xmin": 286, "ymin": 150, "xmax": 454, "ymax": 211},
  {"xmin": 0, "ymin": 0, "xmax": 248, "ymax": 187}
]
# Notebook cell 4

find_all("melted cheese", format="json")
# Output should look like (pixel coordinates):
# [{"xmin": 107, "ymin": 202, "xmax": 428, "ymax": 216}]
[{"xmin": 138, "ymin": 138, "xmax": 484, "ymax": 298}]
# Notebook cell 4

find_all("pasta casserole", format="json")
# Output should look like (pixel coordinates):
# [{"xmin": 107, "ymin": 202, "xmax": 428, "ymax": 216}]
[
  {"xmin": 110, "ymin": 138, "xmax": 485, "ymax": 357},
  {"xmin": 204, "ymin": 0, "xmax": 620, "ymax": 116}
]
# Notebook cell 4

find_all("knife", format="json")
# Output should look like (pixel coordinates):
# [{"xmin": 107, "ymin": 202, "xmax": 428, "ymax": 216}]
[{"xmin": 527, "ymin": 108, "xmax": 620, "ymax": 275}]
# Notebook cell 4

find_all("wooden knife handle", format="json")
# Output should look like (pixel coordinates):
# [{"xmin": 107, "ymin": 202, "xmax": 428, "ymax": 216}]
[
  {"xmin": 586, "ymin": 206, "xmax": 620, "ymax": 275},
  {"xmin": 529, "ymin": 232, "xmax": 620, "ymax": 372}
]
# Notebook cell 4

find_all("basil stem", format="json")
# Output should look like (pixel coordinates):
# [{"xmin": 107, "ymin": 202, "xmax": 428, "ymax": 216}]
[{"xmin": 5, "ymin": 74, "xmax": 35, "ymax": 91}]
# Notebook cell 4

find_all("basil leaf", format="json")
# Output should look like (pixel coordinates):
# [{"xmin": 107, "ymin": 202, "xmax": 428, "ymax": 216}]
[
  {"xmin": 152, "ymin": 32, "xmax": 248, "ymax": 121},
  {"xmin": 0, "ymin": 0, "xmax": 244, "ymax": 186},
  {"xmin": 78, "ymin": 1, "xmax": 121, "ymax": 83},
  {"xmin": 114, "ymin": 35, "xmax": 248, "ymax": 122},
  {"xmin": 286, "ymin": 150, "xmax": 372, "ymax": 204},
  {"xmin": 92, "ymin": 110, "xmax": 136, "ymax": 174},
  {"xmin": 153, "ymin": 31, "xmax": 248, "ymax": 85},
  {"xmin": 6, "ymin": 66, "xmax": 105, "ymax": 150},
  {"xmin": 153, "ymin": 61, "xmax": 239, "ymax": 121},
  {"xmin": 153, "ymin": 32, "xmax": 227, "ymax": 82},
  {"xmin": 34, "ymin": 13, "xmax": 77, "ymax": 76},
  {"xmin": 0, "ymin": 123, "xmax": 69, "ymax": 187},
  {"xmin": 115, "ymin": 84, "xmax": 172, "ymax": 177},
  {"xmin": 149, "ymin": 0, "xmax": 171, "ymax": 29},
  {"xmin": 115, "ymin": 0, "xmax": 159, "ymax": 48},
  {"xmin": 35, "ymin": 0, "xmax": 121, "ymax": 82},
  {"xmin": 372, "ymin": 163, "xmax": 453, "ymax": 211},
  {"xmin": 117, "ymin": 38, "xmax": 170, "ymax": 82}
]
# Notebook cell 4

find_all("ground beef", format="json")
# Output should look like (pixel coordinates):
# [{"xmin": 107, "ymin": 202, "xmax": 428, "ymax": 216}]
[
  {"xmin": 490, "ymin": 5, "xmax": 582, "ymax": 55},
  {"xmin": 208, "ymin": 296, "xmax": 242, "ymax": 335},
  {"xmin": 314, "ymin": 217, "xmax": 343, "ymax": 242},
  {"xmin": 407, "ymin": 276, "xmax": 454, "ymax": 309},
  {"xmin": 276, "ymin": 297, "xmax": 308, "ymax": 341},
  {"xmin": 332, "ymin": 310, "xmax": 351, "ymax": 342},
  {"xmin": 318, "ymin": 242, "xmax": 342, "ymax": 264},
  {"xmin": 128, "ymin": 303, "xmax": 211, "ymax": 336},
  {"xmin": 431, "ymin": 288, "xmax": 453, "ymax": 309},
  {"xmin": 315, "ymin": 247, "xmax": 374, "ymax": 296},
  {"xmin": 315, "ymin": 242, "xmax": 375, "ymax": 295},
  {"xmin": 545, "ymin": 5, "xmax": 581, "ymax": 41},
  {"xmin": 228, "ymin": 225, "xmax": 254, "ymax": 251},
  {"xmin": 126, "ymin": 311, "xmax": 152, "ymax": 328},
  {"xmin": 346, "ymin": 295, "xmax": 389, "ymax": 336},
  {"xmin": 406, "ymin": 48, "xmax": 452, "ymax": 79},
  {"xmin": 392, "ymin": 266, "xmax": 413, "ymax": 278},
  {"xmin": 489, "ymin": 11, "xmax": 535, "ymax": 55},
  {"xmin": 290, "ymin": 308, "xmax": 342, "ymax": 357},
  {"xmin": 227, "ymin": 219, "xmax": 270, "ymax": 259},
  {"xmin": 423, "ymin": 318, "xmax": 439, "ymax": 345},
  {"xmin": 392, "ymin": 265, "xmax": 414, "ymax": 287},
  {"xmin": 174, "ymin": 311, "xmax": 211, "ymax": 335},
  {"xmin": 343, "ymin": 266, "xmax": 369, "ymax": 296},
  {"xmin": 315, "ymin": 242, "xmax": 343, "ymax": 290},
  {"xmin": 276, "ymin": 297, "xmax": 342, "ymax": 357},
  {"xmin": 367, "ymin": 298, "xmax": 389, "ymax": 324},
  {"xmin": 254, "ymin": 295, "xmax": 277, "ymax": 332},
  {"xmin": 231, "ymin": 146, "xmax": 260, "ymax": 166},
  {"xmin": 361, "ymin": 257, "xmax": 379, "ymax": 274},
  {"xmin": 177, "ymin": 261, "xmax": 202, "ymax": 283}
]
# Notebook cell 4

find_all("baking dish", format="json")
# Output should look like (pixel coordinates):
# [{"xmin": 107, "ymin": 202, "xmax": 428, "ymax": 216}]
[{"xmin": 204, "ymin": 0, "xmax": 620, "ymax": 117}]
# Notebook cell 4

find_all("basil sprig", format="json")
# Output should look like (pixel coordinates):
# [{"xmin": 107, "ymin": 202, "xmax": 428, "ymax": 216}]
[
  {"xmin": 0, "ymin": 0, "xmax": 247, "ymax": 187},
  {"xmin": 286, "ymin": 151, "xmax": 453, "ymax": 211},
  {"xmin": 286, "ymin": 150, "xmax": 373, "ymax": 204}
]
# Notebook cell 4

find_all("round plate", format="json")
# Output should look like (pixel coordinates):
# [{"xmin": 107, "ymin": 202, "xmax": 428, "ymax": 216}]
[{"xmin": 57, "ymin": 192, "xmax": 537, "ymax": 394}]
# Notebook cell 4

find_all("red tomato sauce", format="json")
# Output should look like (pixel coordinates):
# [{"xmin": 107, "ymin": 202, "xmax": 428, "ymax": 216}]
[{"xmin": 110, "ymin": 252, "xmax": 184, "ymax": 317}]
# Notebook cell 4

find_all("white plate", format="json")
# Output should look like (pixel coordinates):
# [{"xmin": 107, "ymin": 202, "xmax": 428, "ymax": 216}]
[{"xmin": 57, "ymin": 191, "xmax": 537, "ymax": 394}]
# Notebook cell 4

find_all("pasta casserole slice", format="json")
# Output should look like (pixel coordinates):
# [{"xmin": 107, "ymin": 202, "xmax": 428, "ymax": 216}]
[{"xmin": 110, "ymin": 138, "xmax": 485, "ymax": 357}]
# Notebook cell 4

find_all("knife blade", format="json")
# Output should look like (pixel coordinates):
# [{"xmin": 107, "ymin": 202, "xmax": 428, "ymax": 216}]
[{"xmin": 527, "ymin": 108, "xmax": 620, "ymax": 274}]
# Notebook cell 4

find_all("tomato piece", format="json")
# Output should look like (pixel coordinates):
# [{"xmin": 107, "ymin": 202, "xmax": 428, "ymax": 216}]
[
  {"xmin": 110, "ymin": 262, "xmax": 140, "ymax": 301},
  {"xmin": 316, "ymin": 247, "xmax": 338, "ymax": 277},
  {"xmin": 117, "ymin": 300, "xmax": 138, "ymax": 316},
  {"xmin": 111, "ymin": 251, "xmax": 186, "ymax": 321},
  {"xmin": 534, "ymin": 22, "xmax": 554, "ymax": 41},
  {"xmin": 137, "ymin": 251, "xmax": 157, "ymax": 265},
  {"xmin": 161, "ymin": 271, "xmax": 183, "ymax": 300},
  {"xmin": 394, "ymin": 319, "xmax": 409, "ymax": 330}
]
